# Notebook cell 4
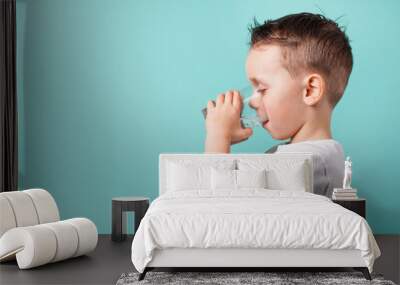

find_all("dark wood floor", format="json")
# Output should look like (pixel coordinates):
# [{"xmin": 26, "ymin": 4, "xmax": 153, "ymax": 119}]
[
  {"xmin": 0, "ymin": 235, "xmax": 399, "ymax": 285},
  {"xmin": 0, "ymin": 235, "xmax": 135, "ymax": 285}
]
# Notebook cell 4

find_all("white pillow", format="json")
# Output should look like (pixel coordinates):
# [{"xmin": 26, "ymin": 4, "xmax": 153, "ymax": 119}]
[
  {"xmin": 266, "ymin": 162, "xmax": 307, "ymax": 191},
  {"xmin": 211, "ymin": 168, "xmax": 236, "ymax": 189},
  {"xmin": 237, "ymin": 159, "xmax": 309, "ymax": 192},
  {"xmin": 167, "ymin": 160, "xmax": 235, "ymax": 191},
  {"xmin": 211, "ymin": 168, "xmax": 267, "ymax": 190},
  {"xmin": 236, "ymin": 169, "xmax": 267, "ymax": 188}
]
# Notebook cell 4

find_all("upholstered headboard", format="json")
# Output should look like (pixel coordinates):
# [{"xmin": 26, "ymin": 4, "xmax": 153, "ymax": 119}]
[{"xmin": 159, "ymin": 153, "xmax": 314, "ymax": 195}]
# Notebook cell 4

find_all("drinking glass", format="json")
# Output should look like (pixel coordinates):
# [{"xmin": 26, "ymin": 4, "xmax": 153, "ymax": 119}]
[{"xmin": 201, "ymin": 86, "xmax": 268, "ymax": 128}]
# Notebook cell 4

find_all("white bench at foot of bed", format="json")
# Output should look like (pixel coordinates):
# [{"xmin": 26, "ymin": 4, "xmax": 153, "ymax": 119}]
[
  {"xmin": 141, "ymin": 248, "xmax": 371, "ymax": 281},
  {"xmin": 147, "ymin": 248, "xmax": 366, "ymax": 268}
]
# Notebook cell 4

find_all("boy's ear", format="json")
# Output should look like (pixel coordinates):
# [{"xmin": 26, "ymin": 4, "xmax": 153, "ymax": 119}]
[{"xmin": 302, "ymin": 73, "xmax": 325, "ymax": 106}]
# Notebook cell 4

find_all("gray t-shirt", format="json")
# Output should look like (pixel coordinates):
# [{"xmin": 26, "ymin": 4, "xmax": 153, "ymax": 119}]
[{"xmin": 265, "ymin": 139, "xmax": 345, "ymax": 197}]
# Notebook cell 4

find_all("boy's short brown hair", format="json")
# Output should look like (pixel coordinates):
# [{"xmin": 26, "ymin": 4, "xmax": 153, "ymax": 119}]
[{"xmin": 249, "ymin": 12, "xmax": 353, "ymax": 108}]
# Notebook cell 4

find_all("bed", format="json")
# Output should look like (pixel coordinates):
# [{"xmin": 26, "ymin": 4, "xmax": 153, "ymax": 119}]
[{"xmin": 131, "ymin": 153, "xmax": 381, "ymax": 281}]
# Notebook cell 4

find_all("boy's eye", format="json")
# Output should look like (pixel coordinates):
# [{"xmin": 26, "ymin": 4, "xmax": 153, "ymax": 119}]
[{"xmin": 257, "ymin": 89, "xmax": 267, "ymax": 95}]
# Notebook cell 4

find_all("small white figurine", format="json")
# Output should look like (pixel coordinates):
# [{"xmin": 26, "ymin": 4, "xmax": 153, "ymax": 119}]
[{"xmin": 342, "ymin": 156, "xmax": 352, "ymax": 189}]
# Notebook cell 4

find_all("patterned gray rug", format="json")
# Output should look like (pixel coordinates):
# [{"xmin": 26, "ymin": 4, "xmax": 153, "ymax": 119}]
[{"xmin": 116, "ymin": 271, "xmax": 396, "ymax": 285}]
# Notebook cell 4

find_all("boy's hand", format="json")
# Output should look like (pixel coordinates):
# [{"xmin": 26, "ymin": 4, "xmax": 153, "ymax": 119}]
[{"xmin": 204, "ymin": 90, "xmax": 253, "ymax": 152}]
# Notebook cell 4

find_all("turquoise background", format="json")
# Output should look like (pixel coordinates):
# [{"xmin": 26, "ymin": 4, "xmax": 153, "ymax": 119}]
[{"xmin": 16, "ymin": 0, "xmax": 399, "ymax": 234}]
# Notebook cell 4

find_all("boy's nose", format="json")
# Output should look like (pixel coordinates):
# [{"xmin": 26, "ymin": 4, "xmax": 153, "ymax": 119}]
[
  {"xmin": 249, "ymin": 101, "xmax": 257, "ymax": 110},
  {"xmin": 249, "ymin": 94, "xmax": 261, "ymax": 109}
]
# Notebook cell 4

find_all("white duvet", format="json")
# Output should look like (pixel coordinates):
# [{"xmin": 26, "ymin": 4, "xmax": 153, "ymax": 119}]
[{"xmin": 131, "ymin": 189, "xmax": 380, "ymax": 273}]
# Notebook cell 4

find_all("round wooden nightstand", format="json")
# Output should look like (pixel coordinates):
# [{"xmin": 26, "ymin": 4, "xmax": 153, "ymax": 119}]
[{"xmin": 111, "ymin": 197, "xmax": 149, "ymax": 242}]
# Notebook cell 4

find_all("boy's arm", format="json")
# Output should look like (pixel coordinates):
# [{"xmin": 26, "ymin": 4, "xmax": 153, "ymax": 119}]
[{"xmin": 204, "ymin": 133, "xmax": 231, "ymax": 153}]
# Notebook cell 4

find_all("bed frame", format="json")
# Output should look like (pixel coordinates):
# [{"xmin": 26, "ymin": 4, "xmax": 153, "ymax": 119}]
[{"xmin": 138, "ymin": 153, "xmax": 372, "ymax": 281}]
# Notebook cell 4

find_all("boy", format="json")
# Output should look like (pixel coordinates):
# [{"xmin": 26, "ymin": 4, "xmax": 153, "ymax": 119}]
[{"xmin": 204, "ymin": 13, "xmax": 353, "ymax": 197}]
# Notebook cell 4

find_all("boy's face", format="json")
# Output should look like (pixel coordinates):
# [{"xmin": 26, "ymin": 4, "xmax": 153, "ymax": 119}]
[{"xmin": 245, "ymin": 44, "xmax": 307, "ymax": 140}]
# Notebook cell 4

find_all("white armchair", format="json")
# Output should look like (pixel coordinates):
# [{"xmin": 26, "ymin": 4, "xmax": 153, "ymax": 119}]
[{"xmin": 0, "ymin": 188, "xmax": 98, "ymax": 269}]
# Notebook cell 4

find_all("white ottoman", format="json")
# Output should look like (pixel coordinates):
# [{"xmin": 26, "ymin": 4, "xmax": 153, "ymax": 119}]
[{"xmin": 0, "ymin": 189, "xmax": 98, "ymax": 269}]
